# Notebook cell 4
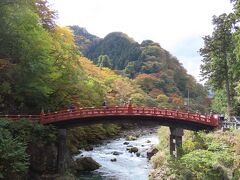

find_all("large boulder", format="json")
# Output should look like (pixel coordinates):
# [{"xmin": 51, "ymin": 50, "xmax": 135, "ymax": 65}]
[
  {"xmin": 147, "ymin": 147, "xmax": 158, "ymax": 160},
  {"xmin": 74, "ymin": 157, "xmax": 101, "ymax": 172}
]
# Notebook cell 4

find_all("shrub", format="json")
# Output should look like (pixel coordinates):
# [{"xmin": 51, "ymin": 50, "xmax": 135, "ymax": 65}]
[
  {"xmin": 150, "ymin": 151, "xmax": 166, "ymax": 169},
  {"xmin": 0, "ymin": 128, "xmax": 29, "ymax": 179},
  {"xmin": 0, "ymin": 119, "xmax": 57, "ymax": 179}
]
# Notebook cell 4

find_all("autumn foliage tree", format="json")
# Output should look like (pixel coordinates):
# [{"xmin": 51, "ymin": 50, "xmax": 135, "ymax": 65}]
[{"xmin": 0, "ymin": 0, "xmax": 103, "ymax": 113}]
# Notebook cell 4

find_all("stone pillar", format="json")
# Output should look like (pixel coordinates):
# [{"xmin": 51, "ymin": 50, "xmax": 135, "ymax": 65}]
[
  {"xmin": 169, "ymin": 134, "xmax": 175, "ymax": 157},
  {"xmin": 169, "ymin": 127, "xmax": 184, "ymax": 158},
  {"xmin": 175, "ymin": 136, "xmax": 183, "ymax": 158},
  {"xmin": 57, "ymin": 128, "xmax": 67, "ymax": 175}
]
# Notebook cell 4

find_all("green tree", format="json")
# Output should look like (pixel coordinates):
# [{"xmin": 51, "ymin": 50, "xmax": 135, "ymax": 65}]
[
  {"xmin": 0, "ymin": 0, "xmax": 95, "ymax": 113},
  {"xmin": 211, "ymin": 89, "xmax": 228, "ymax": 113},
  {"xmin": 124, "ymin": 61, "xmax": 137, "ymax": 78},
  {"xmin": 97, "ymin": 55, "xmax": 113, "ymax": 68},
  {"xmin": 200, "ymin": 13, "xmax": 236, "ymax": 117},
  {"xmin": 0, "ymin": 0, "xmax": 56, "ymax": 113},
  {"xmin": 157, "ymin": 94, "xmax": 169, "ymax": 103},
  {"xmin": 0, "ymin": 128, "xmax": 29, "ymax": 179}
]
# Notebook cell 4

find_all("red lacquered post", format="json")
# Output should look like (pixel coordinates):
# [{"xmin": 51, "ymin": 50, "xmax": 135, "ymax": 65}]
[
  {"xmin": 128, "ymin": 103, "xmax": 133, "ymax": 114},
  {"xmin": 40, "ymin": 110, "xmax": 45, "ymax": 124}
]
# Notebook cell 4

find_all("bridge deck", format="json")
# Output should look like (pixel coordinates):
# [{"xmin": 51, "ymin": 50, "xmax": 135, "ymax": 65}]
[{"xmin": 0, "ymin": 106, "xmax": 218, "ymax": 130}]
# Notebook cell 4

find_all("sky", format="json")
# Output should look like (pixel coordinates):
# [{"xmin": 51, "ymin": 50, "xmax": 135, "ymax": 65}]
[{"xmin": 49, "ymin": 0, "xmax": 233, "ymax": 82}]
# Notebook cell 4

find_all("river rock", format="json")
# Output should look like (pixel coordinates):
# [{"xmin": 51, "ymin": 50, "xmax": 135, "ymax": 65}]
[
  {"xmin": 112, "ymin": 151, "xmax": 122, "ymax": 155},
  {"xmin": 74, "ymin": 157, "xmax": 101, "ymax": 172},
  {"xmin": 84, "ymin": 146, "xmax": 94, "ymax": 151},
  {"xmin": 126, "ymin": 135, "xmax": 137, "ymax": 141},
  {"xmin": 147, "ymin": 148, "xmax": 159, "ymax": 160},
  {"xmin": 136, "ymin": 152, "xmax": 141, "ymax": 157},
  {"xmin": 146, "ymin": 140, "xmax": 151, "ymax": 143},
  {"xmin": 111, "ymin": 158, "xmax": 117, "ymax": 162},
  {"xmin": 126, "ymin": 145, "xmax": 133, "ymax": 151},
  {"xmin": 141, "ymin": 154, "xmax": 145, "ymax": 158},
  {"xmin": 123, "ymin": 142, "xmax": 129, "ymax": 145},
  {"xmin": 128, "ymin": 147, "xmax": 139, "ymax": 153}
]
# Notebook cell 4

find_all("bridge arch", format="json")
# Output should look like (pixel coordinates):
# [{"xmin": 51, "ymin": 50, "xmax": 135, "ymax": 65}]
[{"xmin": 40, "ymin": 106, "xmax": 218, "ymax": 131}]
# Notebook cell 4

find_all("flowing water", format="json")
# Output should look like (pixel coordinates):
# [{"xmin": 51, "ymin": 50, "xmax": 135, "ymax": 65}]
[{"xmin": 75, "ymin": 130, "xmax": 159, "ymax": 180}]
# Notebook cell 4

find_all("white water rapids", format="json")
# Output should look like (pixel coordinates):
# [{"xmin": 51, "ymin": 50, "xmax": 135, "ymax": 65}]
[{"xmin": 75, "ymin": 130, "xmax": 159, "ymax": 180}]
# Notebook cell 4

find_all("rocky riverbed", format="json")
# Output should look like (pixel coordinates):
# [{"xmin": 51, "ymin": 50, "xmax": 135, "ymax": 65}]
[{"xmin": 75, "ymin": 126, "xmax": 160, "ymax": 179}]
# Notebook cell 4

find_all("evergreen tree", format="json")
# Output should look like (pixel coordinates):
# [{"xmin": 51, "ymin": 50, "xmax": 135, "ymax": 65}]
[{"xmin": 200, "ymin": 13, "xmax": 236, "ymax": 116}]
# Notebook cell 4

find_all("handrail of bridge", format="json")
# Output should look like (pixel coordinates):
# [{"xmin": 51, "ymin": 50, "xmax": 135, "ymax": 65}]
[
  {"xmin": 39, "ymin": 106, "xmax": 219, "ymax": 127},
  {"xmin": 0, "ymin": 114, "xmax": 40, "ymax": 121},
  {"xmin": 0, "ymin": 106, "xmax": 219, "ymax": 127}
]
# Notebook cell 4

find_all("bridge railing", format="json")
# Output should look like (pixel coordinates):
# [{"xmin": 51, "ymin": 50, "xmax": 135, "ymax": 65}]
[
  {"xmin": 0, "ymin": 114, "xmax": 40, "ymax": 122},
  {"xmin": 0, "ymin": 106, "xmax": 218, "ymax": 127},
  {"xmin": 132, "ymin": 108, "xmax": 216, "ymax": 125},
  {"xmin": 39, "ymin": 106, "xmax": 218, "ymax": 127}
]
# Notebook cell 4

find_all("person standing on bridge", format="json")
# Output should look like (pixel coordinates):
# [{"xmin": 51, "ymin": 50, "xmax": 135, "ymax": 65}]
[
  {"xmin": 102, "ymin": 100, "xmax": 108, "ymax": 109},
  {"xmin": 69, "ymin": 104, "xmax": 75, "ymax": 112}
]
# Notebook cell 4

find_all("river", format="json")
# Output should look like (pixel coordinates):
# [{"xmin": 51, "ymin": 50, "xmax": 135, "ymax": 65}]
[{"xmin": 75, "ymin": 128, "xmax": 159, "ymax": 180}]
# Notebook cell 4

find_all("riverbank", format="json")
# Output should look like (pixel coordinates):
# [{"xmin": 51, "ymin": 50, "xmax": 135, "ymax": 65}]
[{"xmin": 149, "ymin": 128, "xmax": 240, "ymax": 179}]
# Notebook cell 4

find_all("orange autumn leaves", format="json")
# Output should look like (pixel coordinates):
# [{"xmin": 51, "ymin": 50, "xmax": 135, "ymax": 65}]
[{"xmin": 79, "ymin": 57, "xmax": 184, "ymax": 108}]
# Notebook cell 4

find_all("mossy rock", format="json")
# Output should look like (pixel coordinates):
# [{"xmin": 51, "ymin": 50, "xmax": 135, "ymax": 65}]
[{"xmin": 126, "ymin": 135, "xmax": 137, "ymax": 141}]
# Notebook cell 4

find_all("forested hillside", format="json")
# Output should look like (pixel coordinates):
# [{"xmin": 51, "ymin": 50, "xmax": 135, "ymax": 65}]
[
  {"xmin": 69, "ymin": 25, "xmax": 100, "ymax": 54},
  {"xmin": 71, "ymin": 26, "xmax": 210, "ymax": 112}
]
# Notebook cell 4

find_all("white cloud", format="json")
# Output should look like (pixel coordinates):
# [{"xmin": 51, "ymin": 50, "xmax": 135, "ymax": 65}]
[{"xmin": 49, "ymin": 0, "xmax": 233, "ymax": 82}]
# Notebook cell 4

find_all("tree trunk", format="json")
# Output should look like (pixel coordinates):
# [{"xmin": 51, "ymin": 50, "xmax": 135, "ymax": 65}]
[
  {"xmin": 224, "ymin": 57, "xmax": 231, "ymax": 119},
  {"xmin": 225, "ymin": 77, "xmax": 231, "ymax": 119}
]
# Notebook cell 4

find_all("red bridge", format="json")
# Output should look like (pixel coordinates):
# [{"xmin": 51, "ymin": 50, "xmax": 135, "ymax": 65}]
[
  {"xmin": 0, "ymin": 106, "xmax": 219, "ymax": 131},
  {"xmin": 0, "ymin": 106, "xmax": 220, "ymax": 161}
]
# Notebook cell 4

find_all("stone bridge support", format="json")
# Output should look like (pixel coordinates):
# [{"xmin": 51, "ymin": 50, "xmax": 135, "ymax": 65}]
[
  {"xmin": 57, "ymin": 128, "xmax": 67, "ymax": 175},
  {"xmin": 169, "ymin": 127, "xmax": 184, "ymax": 158}
]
